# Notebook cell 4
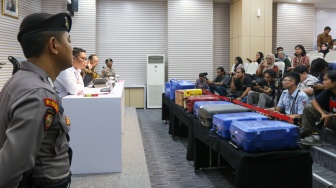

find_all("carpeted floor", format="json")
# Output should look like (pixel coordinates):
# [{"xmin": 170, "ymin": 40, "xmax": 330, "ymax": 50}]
[{"xmin": 137, "ymin": 109, "xmax": 235, "ymax": 188}]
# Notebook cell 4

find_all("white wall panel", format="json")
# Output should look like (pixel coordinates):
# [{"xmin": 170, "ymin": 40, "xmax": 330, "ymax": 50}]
[
  {"xmin": 213, "ymin": 3, "xmax": 230, "ymax": 75},
  {"xmin": 0, "ymin": 0, "xmax": 40, "ymax": 90},
  {"xmin": 275, "ymin": 3, "xmax": 315, "ymax": 56},
  {"xmin": 168, "ymin": 0, "xmax": 213, "ymax": 82},
  {"xmin": 42, "ymin": 0, "xmax": 96, "ymax": 55},
  {"xmin": 272, "ymin": 3, "xmax": 277, "ymax": 53},
  {"xmin": 96, "ymin": 0, "xmax": 167, "ymax": 85}
]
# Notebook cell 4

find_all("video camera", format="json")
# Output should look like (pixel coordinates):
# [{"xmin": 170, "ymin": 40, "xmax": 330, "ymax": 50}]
[{"xmin": 199, "ymin": 72, "xmax": 208, "ymax": 80}]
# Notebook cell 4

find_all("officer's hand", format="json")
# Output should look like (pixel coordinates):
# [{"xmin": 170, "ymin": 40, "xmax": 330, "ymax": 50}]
[{"xmin": 236, "ymin": 97, "xmax": 241, "ymax": 101}]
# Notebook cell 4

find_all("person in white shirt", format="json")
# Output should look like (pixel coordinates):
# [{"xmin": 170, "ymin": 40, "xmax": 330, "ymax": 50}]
[
  {"xmin": 55, "ymin": 47, "xmax": 87, "ymax": 98},
  {"xmin": 292, "ymin": 65, "xmax": 319, "ymax": 100}
]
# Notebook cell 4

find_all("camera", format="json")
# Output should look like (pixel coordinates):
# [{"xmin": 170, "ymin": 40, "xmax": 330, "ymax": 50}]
[{"xmin": 252, "ymin": 78, "xmax": 266, "ymax": 87}]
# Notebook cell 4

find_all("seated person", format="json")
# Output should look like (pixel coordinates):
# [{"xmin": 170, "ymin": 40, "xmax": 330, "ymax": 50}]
[
  {"xmin": 287, "ymin": 44, "xmax": 310, "ymax": 71},
  {"xmin": 229, "ymin": 56, "xmax": 244, "ymax": 75},
  {"xmin": 54, "ymin": 47, "xmax": 87, "ymax": 99},
  {"xmin": 266, "ymin": 72, "xmax": 309, "ymax": 119},
  {"xmin": 207, "ymin": 67, "xmax": 230, "ymax": 96},
  {"xmin": 82, "ymin": 54, "xmax": 99, "ymax": 86},
  {"xmin": 195, "ymin": 73, "xmax": 209, "ymax": 90},
  {"xmin": 301, "ymin": 70, "xmax": 336, "ymax": 146},
  {"xmin": 256, "ymin": 53, "xmax": 279, "ymax": 77},
  {"xmin": 230, "ymin": 68, "xmax": 252, "ymax": 102},
  {"xmin": 102, "ymin": 58, "xmax": 116, "ymax": 78},
  {"xmin": 252, "ymin": 52, "xmax": 264, "ymax": 64},
  {"xmin": 247, "ymin": 69, "xmax": 276, "ymax": 108},
  {"xmin": 292, "ymin": 65, "xmax": 319, "ymax": 100},
  {"xmin": 318, "ymin": 43, "xmax": 330, "ymax": 58},
  {"xmin": 310, "ymin": 58, "xmax": 336, "ymax": 96},
  {"xmin": 276, "ymin": 51, "xmax": 291, "ymax": 73},
  {"xmin": 274, "ymin": 47, "xmax": 283, "ymax": 59}
]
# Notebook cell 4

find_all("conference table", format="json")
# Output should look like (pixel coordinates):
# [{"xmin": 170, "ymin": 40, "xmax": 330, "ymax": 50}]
[
  {"xmin": 62, "ymin": 81, "xmax": 125, "ymax": 174},
  {"xmin": 162, "ymin": 94, "xmax": 313, "ymax": 188}
]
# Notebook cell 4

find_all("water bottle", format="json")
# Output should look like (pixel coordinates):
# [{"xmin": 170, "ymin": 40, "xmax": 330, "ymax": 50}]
[{"xmin": 116, "ymin": 75, "xmax": 119, "ymax": 83}]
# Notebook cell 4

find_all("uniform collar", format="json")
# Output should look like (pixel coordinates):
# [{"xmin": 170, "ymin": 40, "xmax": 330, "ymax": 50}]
[
  {"xmin": 290, "ymin": 87, "xmax": 300, "ymax": 98},
  {"xmin": 20, "ymin": 61, "xmax": 56, "ymax": 89},
  {"xmin": 20, "ymin": 61, "xmax": 50, "ymax": 80}
]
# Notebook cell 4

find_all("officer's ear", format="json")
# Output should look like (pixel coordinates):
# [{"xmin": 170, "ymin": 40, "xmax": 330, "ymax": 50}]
[{"xmin": 48, "ymin": 37, "xmax": 59, "ymax": 55}]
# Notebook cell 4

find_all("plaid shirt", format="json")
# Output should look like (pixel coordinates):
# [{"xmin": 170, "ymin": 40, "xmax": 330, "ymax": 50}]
[
  {"xmin": 293, "ymin": 56, "xmax": 310, "ymax": 70},
  {"xmin": 195, "ymin": 79, "xmax": 209, "ymax": 90}
]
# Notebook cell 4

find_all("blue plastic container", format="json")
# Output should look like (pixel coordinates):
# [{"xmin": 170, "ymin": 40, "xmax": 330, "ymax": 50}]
[
  {"xmin": 193, "ymin": 101, "xmax": 233, "ymax": 117},
  {"xmin": 165, "ymin": 82, "xmax": 171, "ymax": 98},
  {"xmin": 230, "ymin": 120, "xmax": 299, "ymax": 152},
  {"xmin": 212, "ymin": 112, "xmax": 268, "ymax": 139},
  {"xmin": 175, "ymin": 80, "xmax": 195, "ymax": 90},
  {"xmin": 169, "ymin": 79, "xmax": 179, "ymax": 100}
]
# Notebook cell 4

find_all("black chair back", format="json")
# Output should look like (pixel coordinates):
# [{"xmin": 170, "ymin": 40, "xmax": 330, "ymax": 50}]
[{"xmin": 8, "ymin": 56, "xmax": 21, "ymax": 75}]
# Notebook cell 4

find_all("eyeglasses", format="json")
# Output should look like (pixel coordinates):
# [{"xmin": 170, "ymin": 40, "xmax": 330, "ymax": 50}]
[
  {"xmin": 77, "ymin": 56, "xmax": 87, "ymax": 61},
  {"xmin": 265, "ymin": 58, "xmax": 271, "ymax": 60}
]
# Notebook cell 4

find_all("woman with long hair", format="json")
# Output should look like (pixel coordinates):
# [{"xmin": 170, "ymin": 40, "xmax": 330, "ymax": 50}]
[
  {"xmin": 255, "ymin": 52, "xmax": 264, "ymax": 64},
  {"xmin": 289, "ymin": 44, "xmax": 310, "ymax": 71},
  {"xmin": 230, "ymin": 56, "xmax": 244, "ymax": 75}
]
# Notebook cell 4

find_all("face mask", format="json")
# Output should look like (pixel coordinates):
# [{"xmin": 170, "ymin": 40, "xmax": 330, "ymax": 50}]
[
  {"xmin": 322, "ymin": 46, "xmax": 327, "ymax": 51},
  {"xmin": 334, "ymin": 45, "xmax": 336, "ymax": 49}
]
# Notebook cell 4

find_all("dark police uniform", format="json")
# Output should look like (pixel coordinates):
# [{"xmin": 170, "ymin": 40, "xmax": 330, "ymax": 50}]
[{"xmin": 0, "ymin": 13, "xmax": 72, "ymax": 188}]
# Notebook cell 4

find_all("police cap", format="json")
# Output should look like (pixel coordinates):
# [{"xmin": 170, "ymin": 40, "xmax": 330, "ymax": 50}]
[{"xmin": 18, "ymin": 12, "xmax": 72, "ymax": 43}]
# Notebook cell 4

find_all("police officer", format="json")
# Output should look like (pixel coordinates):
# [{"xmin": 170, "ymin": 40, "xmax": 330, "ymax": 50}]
[
  {"xmin": 266, "ymin": 72, "xmax": 309, "ymax": 119},
  {"xmin": 0, "ymin": 13, "xmax": 73, "ymax": 187}
]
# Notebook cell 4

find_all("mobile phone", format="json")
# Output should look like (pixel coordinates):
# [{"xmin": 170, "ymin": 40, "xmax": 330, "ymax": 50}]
[{"xmin": 247, "ymin": 58, "xmax": 252, "ymax": 63}]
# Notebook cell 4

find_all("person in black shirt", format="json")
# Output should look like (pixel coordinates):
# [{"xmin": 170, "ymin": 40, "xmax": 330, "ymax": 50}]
[
  {"xmin": 301, "ymin": 70, "xmax": 336, "ymax": 146},
  {"xmin": 310, "ymin": 58, "xmax": 336, "ymax": 96},
  {"xmin": 247, "ymin": 69, "xmax": 276, "ymax": 108},
  {"xmin": 230, "ymin": 68, "xmax": 252, "ymax": 102},
  {"xmin": 208, "ymin": 67, "xmax": 230, "ymax": 96}
]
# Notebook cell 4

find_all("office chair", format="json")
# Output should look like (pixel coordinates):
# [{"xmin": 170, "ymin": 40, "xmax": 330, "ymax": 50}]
[{"xmin": 8, "ymin": 56, "xmax": 21, "ymax": 75}]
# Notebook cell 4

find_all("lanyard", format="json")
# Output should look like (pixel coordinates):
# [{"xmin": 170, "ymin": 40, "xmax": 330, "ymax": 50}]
[{"xmin": 289, "ymin": 90, "xmax": 300, "ymax": 114}]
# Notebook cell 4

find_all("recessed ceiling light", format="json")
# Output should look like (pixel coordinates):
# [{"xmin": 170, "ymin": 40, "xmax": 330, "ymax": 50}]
[{"xmin": 297, "ymin": 0, "xmax": 302, "ymax": 2}]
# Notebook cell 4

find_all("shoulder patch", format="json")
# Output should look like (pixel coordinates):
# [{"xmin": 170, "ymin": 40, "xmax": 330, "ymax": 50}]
[
  {"xmin": 302, "ymin": 101, "xmax": 307, "ymax": 106},
  {"xmin": 44, "ymin": 109, "xmax": 55, "ymax": 132},
  {"xmin": 44, "ymin": 98, "xmax": 59, "ymax": 113},
  {"xmin": 65, "ymin": 116, "xmax": 71, "ymax": 126}
]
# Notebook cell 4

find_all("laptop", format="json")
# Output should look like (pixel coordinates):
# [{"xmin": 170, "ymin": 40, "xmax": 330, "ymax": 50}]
[
  {"xmin": 93, "ymin": 78, "xmax": 106, "ymax": 85},
  {"xmin": 93, "ymin": 78, "xmax": 107, "ymax": 88}
]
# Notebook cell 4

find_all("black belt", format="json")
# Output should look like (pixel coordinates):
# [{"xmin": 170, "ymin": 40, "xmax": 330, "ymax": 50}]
[{"xmin": 18, "ymin": 173, "xmax": 71, "ymax": 188}]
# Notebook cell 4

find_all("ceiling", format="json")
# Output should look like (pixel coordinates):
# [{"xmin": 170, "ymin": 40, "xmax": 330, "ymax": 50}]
[
  {"xmin": 274, "ymin": 0, "xmax": 336, "ymax": 8},
  {"xmin": 214, "ymin": 0, "xmax": 336, "ymax": 9}
]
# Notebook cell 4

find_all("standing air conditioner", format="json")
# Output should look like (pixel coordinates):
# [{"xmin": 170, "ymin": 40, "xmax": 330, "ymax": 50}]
[{"xmin": 147, "ymin": 55, "xmax": 165, "ymax": 108}]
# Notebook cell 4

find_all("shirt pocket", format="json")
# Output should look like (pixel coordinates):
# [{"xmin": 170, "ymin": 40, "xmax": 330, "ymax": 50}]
[{"xmin": 54, "ymin": 113, "xmax": 71, "ymax": 155}]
